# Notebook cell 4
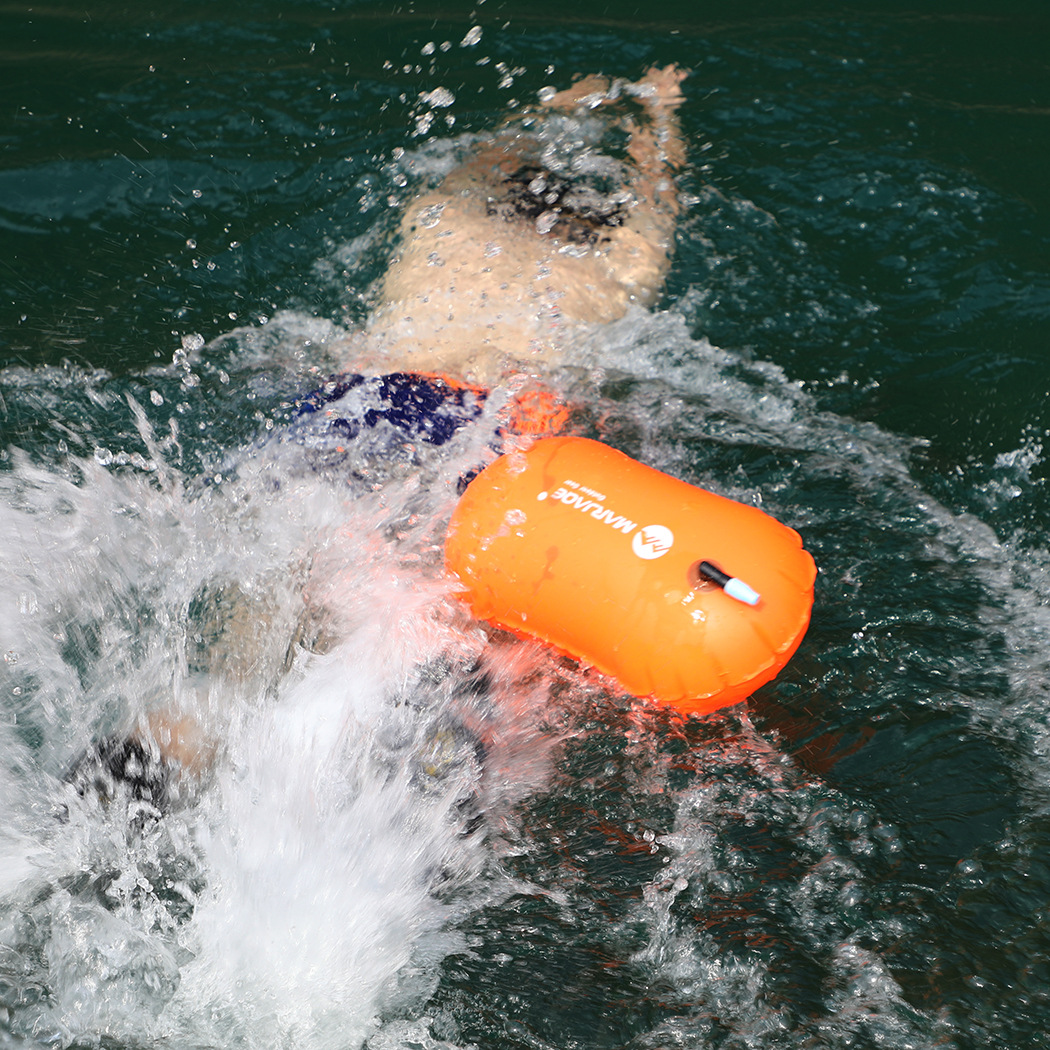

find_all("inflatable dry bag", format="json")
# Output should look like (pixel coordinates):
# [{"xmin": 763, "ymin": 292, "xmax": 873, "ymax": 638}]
[{"xmin": 445, "ymin": 437, "xmax": 816, "ymax": 716}]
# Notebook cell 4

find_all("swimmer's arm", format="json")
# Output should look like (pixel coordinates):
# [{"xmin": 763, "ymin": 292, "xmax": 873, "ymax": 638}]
[
  {"xmin": 622, "ymin": 65, "xmax": 688, "ymax": 221},
  {"xmin": 542, "ymin": 65, "xmax": 687, "ymax": 248},
  {"xmin": 540, "ymin": 64, "xmax": 687, "ymax": 184},
  {"xmin": 562, "ymin": 67, "xmax": 687, "ymax": 305}
]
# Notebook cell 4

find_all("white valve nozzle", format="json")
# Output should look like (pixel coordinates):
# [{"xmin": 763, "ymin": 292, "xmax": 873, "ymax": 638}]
[{"xmin": 724, "ymin": 577, "xmax": 761, "ymax": 606}]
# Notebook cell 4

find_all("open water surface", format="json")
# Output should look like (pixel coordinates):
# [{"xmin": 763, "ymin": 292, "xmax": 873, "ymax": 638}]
[{"xmin": 3, "ymin": 2, "xmax": 1050, "ymax": 1048}]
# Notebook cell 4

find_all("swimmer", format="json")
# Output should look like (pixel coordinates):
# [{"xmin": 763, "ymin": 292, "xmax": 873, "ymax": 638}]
[{"xmin": 66, "ymin": 65, "xmax": 688, "ymax": 811}]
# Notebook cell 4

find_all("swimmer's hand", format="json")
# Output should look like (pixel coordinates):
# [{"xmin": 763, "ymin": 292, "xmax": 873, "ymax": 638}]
[
  {"xmin": 538, "ymin": 65, "xmax": 688, "ymax": 113},
  {"xmin": 631, "ymin": 64, "xmax": 688, "ymax": 111},
  {"xmin": 539, "ymin": 73, "xmax": 618, "ymax": 110}
]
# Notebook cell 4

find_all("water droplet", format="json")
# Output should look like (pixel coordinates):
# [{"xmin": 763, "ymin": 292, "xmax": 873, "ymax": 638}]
[
  {"xmin": 535, "ymin": 211, "xmax": 558, "ymax": 235},
  {"xmin": 420, "ymin": 87, "xmax": 455, "ymax": 109},
  {"xmin": 505, "ymin": 453, "xmax": 528, "ymax": 475},
  {"xmin": 419, "ymin": 202, "xmax": 446, "ymax": 229}
]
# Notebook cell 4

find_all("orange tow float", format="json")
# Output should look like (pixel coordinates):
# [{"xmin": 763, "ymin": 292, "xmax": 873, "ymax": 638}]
[{"xmin": 445, "ymin": 437, "xmax": 816, "ymax": 717}]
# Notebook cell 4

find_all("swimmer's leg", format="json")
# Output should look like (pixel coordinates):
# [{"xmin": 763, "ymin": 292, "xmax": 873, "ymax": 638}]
[{"xmin": 63, "ymin": 576, "xmax": 328, "ymax": 810}]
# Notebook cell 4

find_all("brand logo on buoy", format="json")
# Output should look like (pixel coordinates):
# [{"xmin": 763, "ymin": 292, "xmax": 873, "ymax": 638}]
[
  {"xmin": 545, "ymin": 485, "xmax": 638, "ymax": 535},
  {"xmin": 632, "ymin": 524, "xmax": 674, "ymax": 560}
]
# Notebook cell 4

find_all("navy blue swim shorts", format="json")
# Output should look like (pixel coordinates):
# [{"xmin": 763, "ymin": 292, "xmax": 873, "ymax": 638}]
[
  {"xmin": 294, "ymin": 372, "xmax": 489, "ymax": 450},
  {"xmin": 285, "ymin": 371, "xmax": 569, "ymax": 476}
]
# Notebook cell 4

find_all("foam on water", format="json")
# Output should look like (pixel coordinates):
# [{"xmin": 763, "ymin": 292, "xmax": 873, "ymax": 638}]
[
  {"xmin": 555, "ymin": 306, "xmax": 1050, "ymax": 1046},
  {"xmin": 0, "ymin": 354, "xmax": 516, "ymax": 1048},
  {"xmin": 613, "ymin": 712, "xmax": 942, "ymax": 1048}
]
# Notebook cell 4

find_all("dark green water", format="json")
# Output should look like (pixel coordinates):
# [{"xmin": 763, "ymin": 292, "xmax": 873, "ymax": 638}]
[{"xmin": 3, "ymin": 3, "xmax": 1050, "ymax": 1049}]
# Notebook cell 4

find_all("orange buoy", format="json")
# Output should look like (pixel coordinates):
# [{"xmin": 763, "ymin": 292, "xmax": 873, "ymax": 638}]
[{"xmin": 445, "ymin": 436, "xmax": 816, "ymax": 716}]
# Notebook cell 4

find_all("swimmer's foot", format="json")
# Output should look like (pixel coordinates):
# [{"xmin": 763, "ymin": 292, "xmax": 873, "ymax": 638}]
[
  {"xmin": 415, "ymin": 716, "xmax": 488, "ymax": 885},
  {"xmin": 62, "ymin": 734, "xmax": 177, "ymax": 819},
  {"xmin": 60, "ymin": 709, "xmax": 214, "ymax": 823}
]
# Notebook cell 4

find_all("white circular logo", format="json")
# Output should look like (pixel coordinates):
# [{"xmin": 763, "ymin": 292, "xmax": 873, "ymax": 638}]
[{"xmin": 631, "ymin": 524, "xmax": 674, "ymax": 560}]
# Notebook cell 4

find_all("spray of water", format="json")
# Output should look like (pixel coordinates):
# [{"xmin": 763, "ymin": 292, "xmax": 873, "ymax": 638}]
[
  {"xmin": 0, "ymin": 366, "xmax": 523, "ymax": 1049},
  {"xmin": 4, "ymin": 117, "xmax": 1050, "ymax": 1050}
]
